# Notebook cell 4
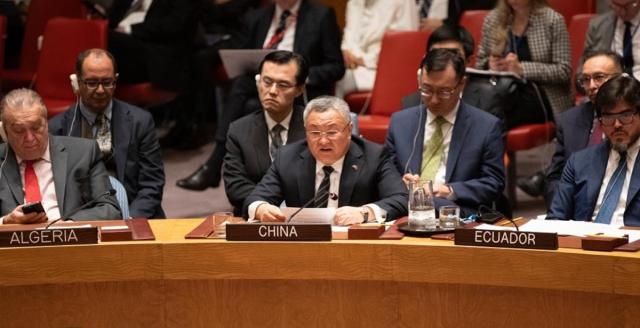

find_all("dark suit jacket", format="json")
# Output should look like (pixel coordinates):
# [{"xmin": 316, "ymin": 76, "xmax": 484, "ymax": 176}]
[
  {"xmin": 244, "ymin": 136, "xmax": 408, "ymax": 221},
  {"xmin": 543, "ymin": 102, "xmax": 594, "ymax": 205},
  {"xmin": 223, "ymin": 108, "xmax": 305, "ymax": 215},
  {"xmin": 48, "ymin": 100, "xmax": 166, "ymax": 218},
  {"xmin": 237, "ymin": 0, "xmax": 345, "ymax": 98},
  {"xmin": 547, "ymin": 142, "xmax": 640, "ymax": 226},
  {"xmin": 385, "ymin": 102, "xmax": 505, "ymax": 215},
  {"xmin": 0, "ymin": 136, "xmax": 121, "ymax": 220}
]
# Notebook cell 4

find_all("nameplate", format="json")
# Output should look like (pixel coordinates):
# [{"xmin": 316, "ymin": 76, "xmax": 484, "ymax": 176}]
[
  {"xmin": 454, "ymin": 228, "xmax": 558, "ymax": 250},
  {"xmin": 226, "ymin": 223, "xmax": 332, "ymax": 241},
  {"xmin": 0, "ymin": 227, "xmax": 99, "ymax": 248}
]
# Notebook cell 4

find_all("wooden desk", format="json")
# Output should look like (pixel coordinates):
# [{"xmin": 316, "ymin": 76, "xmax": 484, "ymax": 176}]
[{"xmin": 1, "ymin": 219, "xmax": 639, "ymax": 327}]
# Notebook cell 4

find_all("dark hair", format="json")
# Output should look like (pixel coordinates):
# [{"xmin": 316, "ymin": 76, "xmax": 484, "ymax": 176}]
[
  {"xmin": 582, "ymin": 50, "xmax": 624, "ymax": 73},
  {"xmin": 75, "ymin": 48, "xmax": 118, "ymax": 77},
  {"xmin": 594, "ymin": 74, "xmax": 640, "ymax": 117},
  {"xmin": 421, "ymin": 48, "xmax": 466, "ymax": 81},
  {"xmin": 427, "ymin": 25, "xmax": 474, "ymax": 60},
  {"xmin": 258, "ymin": 50, "xmax": 308, "ymax": 86}
]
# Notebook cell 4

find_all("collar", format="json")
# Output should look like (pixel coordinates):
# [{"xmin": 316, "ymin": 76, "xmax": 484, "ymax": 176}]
[
  {"xmin": 16, "ymin": 139, "xmax": 52, "ymax": 165},
  {"xmin": 275, "ymin": 0, "xmax": 301, "ymax": 18},
  {"xmin": 79, "ymin": 100, "xmax": 113, "ymax": 126},
  {"xmin": 264, "ymin": 109, "xmax": 293, "ymax": 132},
  {"xmin": 426, "ymin": 99, "xmax": 460, "ymax": 126},
  {"xmin": 608, "ymin": 136, "xmax": 640, "ymax": 161},
  {"xmin": 315, "ymin": 156, "xmax": 345, "ymax": 176}
]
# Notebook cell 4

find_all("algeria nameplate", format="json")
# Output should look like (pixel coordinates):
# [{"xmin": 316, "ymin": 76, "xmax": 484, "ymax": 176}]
[
  {"xmin": 226, "ymin": 223, "xmax": 332, "ymax": 241},
  {"xmin": 0, "ymin": 227, "xmax": 99, "ymax": 248},
  {"xmin": 454, "ymin": 228, "xmax": 558, "ymax": 250}
]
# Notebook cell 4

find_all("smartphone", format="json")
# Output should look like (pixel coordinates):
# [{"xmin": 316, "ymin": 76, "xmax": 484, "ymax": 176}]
[{"xmin": 22, "ymin": 202, "xmax": 45, "ymax": 214}]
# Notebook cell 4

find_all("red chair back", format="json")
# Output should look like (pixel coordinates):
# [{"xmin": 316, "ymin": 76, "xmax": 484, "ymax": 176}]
[
  {"xmin": 368, "ymin": 30, "xmax": 431, "ymax": 117},
  {"xmin": 0, "ymin": 15, "xmax": 7, "ymax": 77},
  {"xmin": 547, "ymin": 0, "xmax": 596, "ymax": 25},
  {"xmin": 35, "ymin": 18, "xmax": 107, "ymax": 117},
  {"xmin": 459, "ymin": 10, "xmax": 489, "ymax": 67},
  {"xmin": 569, "ymin": 14, "xmax": 596, "ymax": 76}
]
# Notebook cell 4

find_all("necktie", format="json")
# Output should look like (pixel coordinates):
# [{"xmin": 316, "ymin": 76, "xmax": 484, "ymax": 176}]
[
  {"xmin": 623, "ymin": 21, "xmax": 634, "ymax": 75},
  {"xmin": 420, "ymin": 116, "xmax": 447, "ymax": 181},
  {"xmin": 269, "ymin": 124, "xmax": 285, "ymax": 159},
  {"xmin": 95, "ymin": 113, "xmax": 112, "ymax": 158},
  {"xmin": 595, "ymin": 151, "xmax": 627, "ymax": 224},
  {"xmin": 265, "ymin": 10, "xmax": 291, "ymax": 49},
  {"xmin": 588, "ymin": 120, "xmax": 603, "ymax": 146},
  {"xmin": 24, "ymin": 160, "xmax": 42, "ymax": 203},
  {"xmin": 314, "ymin": 166, "xmax": 334, "ymax": 208}
]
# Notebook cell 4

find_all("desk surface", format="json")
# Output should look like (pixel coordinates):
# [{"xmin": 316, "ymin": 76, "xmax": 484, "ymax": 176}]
[{"xmin": 1, "ymin": 219, "xmax": 639, "ymax": 327}]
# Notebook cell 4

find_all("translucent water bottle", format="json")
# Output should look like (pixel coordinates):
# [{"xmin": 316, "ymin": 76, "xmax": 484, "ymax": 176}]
[{"xmin": 408, "ymin": 179, "xmax": 436, "ymax": 231}]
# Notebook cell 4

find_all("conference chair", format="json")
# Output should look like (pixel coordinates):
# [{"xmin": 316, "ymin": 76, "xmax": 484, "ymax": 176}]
[
  {"xmin": 547, "ymin": 0, "xmax": 596, "ymax": 25},
  {"xmin": 350, "ymin": 30, "xmax": 430, "ymax": 144},
  {"xmin": 34, "ymin": 18, "xmax": 108, "ymax": 118},
  {"xmin": 569, "ymin": 13, "xmax": 596, "ymax": 104},
  {"xmin": 459, "ymin": 10, "xmax": 489, "ymax": 68},
  {"xmin": 109, "ymin": 176, "xmax": 130, "ymax": 219},
  {"xmin": 3, "ymin": 0, "xmax": 84, "ymax": 91}
]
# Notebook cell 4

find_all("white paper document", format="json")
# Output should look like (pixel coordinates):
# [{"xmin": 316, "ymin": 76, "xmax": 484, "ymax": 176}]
[
  {"xmin": 476, "ymin": 220, "xmax": 640, "ymax": 242},
  {"xmin": 281, "ymin": 207, "xmax": 335, "ymax": 224}
]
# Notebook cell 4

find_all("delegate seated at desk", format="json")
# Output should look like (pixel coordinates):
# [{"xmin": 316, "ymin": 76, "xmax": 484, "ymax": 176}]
[
  {"xmin": 548, "ymin": 74, "xmax": 640, "ymax": 226},
  {"xmin": 244, "ymin": 96, "xmax": 407, "ymax": 225}
]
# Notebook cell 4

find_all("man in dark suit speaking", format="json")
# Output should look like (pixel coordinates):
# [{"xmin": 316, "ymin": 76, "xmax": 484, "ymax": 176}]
[
  {"xmin": 0, "ymin": 89, "xmax": 121, "ymax": 224},
  {"xmin": 222, "ymin": 51, "xmax": 307, "ymax": 215},
  {"xmin": 49, "ymin": 49, "xmax": 165, "ymax": 218},
  {"xmin": 245, "ymin": 96, "xmax": 407, "ymax": 225},
  {"xmin": 386, "ymin": 49, "xmax": 505, "ymax": 216}
]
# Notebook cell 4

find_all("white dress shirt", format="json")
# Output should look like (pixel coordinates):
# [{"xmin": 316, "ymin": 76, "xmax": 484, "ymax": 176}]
[
  {"xmin": 264, "ymin": 110, "xmax": 293, "ymax": 160},
  {"xmin": 118, "ymin": 0, "xmax": 154, "ymax": 35},
  {"xmin": 611, "ymin": 11, "xmax": 640, "ymax": 80},
  {"xmin": 262, "ymin": 0, "xmax": 301, "ymax": 51},
  {"xmin": 422, "ymin": 101, "xmax": 459, "ymax": 187},
  {"xmin": 591, "ymin": 138, "xmax": 640, "ymax": 226}
]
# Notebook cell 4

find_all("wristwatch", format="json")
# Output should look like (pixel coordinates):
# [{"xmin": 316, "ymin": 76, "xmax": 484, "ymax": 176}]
[{"xmin": 360, "ymin": 207, "xmax": 369, "ymax": 223}]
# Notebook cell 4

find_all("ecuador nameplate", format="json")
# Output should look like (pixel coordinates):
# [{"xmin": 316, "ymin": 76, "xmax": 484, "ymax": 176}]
[
  {"xmin": 226, "ymin": 223, "xmax": 332, "ymax": 241},
  {"xmin": 454, "ymin": 228, "xmax": 558, "ymax": 250},
  {"xmin": 0, "ymin": 227, "xmax": 99, "ymax": 248}
]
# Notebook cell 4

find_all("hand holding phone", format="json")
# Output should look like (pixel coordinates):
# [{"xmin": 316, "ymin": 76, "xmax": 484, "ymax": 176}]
[{"xmin": 22, "ymin": 202, "xmax": 45, "ymax": 214}]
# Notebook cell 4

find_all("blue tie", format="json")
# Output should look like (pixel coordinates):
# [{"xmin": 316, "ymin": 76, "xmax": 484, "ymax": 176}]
[{"xmin": 595, "ymin": 152, "xmax": 627, "ymax": 224}]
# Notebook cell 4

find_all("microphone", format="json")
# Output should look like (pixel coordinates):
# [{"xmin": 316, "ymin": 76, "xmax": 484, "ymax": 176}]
[
  {"xmin": 285, "ymin": 191, "xmax": 338, "ymax": 223},
  {"xmin": 46, "ymin": 189, "xmax": 116, "ymax": 229}
]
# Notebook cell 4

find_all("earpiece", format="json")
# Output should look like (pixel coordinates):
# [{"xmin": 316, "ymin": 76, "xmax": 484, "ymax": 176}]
[
  {"xmin": 0, "ymin": 121, "xmax": 6, "ymax": 142},
  {"xmin": 417, "ymin": 68, "xmax": 422, "ymax": 88},
  {"xmin": 255, "ymin": 74, "xmax": 260, "ymax": 82},
  {"xmin": 70, "ymin": 74, "xmax": 79, "ymax": 94}
]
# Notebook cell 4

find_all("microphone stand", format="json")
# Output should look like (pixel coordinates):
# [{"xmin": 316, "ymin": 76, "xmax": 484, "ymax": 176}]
[{"xmin": 46, "ymin": 189, "xmax": 116, "ymax": 229}]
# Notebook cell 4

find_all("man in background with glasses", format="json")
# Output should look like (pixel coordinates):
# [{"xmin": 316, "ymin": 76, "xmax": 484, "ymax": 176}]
[
  {"xmin": 49, "ymin": 49, "xmax": 165, "ymax": 219},
  {"xmin": 245, "ymin": 96, "xmax": 407, "ymax": 225},
  {"xmin": 538, "ymin": 51, "xmax": 624, "ymax": 206},
  {"xmin": 548, "ymin": 74, "xmax": 640, "ymax": 226},
  {"xmin": 386, "ymin": 49, "xmax": 505, "ymax": 217}
]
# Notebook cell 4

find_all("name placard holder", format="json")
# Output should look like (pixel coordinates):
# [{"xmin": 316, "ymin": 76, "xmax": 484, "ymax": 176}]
[
  {"xmin": 0, "ymin": 227, "xmax": 99, "ymax": 248},
  {"xmin": 454, "ymin": 228, "xmax": 558, "ymax": 250},
  {"xmin": 226, "ymin": 223, "xmax": 331, "ymax": 241}
]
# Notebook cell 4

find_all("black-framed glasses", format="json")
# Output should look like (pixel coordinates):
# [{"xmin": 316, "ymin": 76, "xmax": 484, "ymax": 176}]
[
  {"xmin": 305, "ymin": 124, "xmax": 350, "ymax": 140},
  {"xmin": 577, "ymin": 73, "xmax": 615, "ymax": 88},
  {"xmin": 259, "ymin": 76, "xmax": 295, "ymax": 91},
  {"xmin": 599, "ymin": 110, "xmax": 638, "ymax": 126},
  {"xmin": 80, "ymin": 78, "xmax": 117, "ymax": 90},
  {"xmin": 419, "ymin": 83, "xmax": 460, "ymax": 99}
]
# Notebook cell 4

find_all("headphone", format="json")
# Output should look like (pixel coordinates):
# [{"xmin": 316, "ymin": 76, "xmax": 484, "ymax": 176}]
[
  {"xmin": 0, "ymin": 122, "xmax": 8, "ymax": 182},
  {"xmin": 68, "ymin": 74, "xmax": 80, "ymax": 136},
  {"xmin": 70, "ymin": 74, "xmax": 80, "ymax": 94}
]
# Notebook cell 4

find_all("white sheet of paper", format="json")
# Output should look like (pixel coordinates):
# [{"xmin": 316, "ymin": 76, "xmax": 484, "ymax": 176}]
[
  {"xmin": 281, "ymin": 207, "xmax": 335, "ymax": 224},
  {"xmin": 518, "ymin": 220, "xmax": 623, "ymax": 236}
]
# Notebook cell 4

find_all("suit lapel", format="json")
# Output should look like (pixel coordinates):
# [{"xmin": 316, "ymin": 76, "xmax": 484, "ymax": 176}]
[
  {"xmin": 445, "ymin": 104, "xmax": 470, "ymax": 181},
  {"xmin": 288, "ymin": 107, "xmax": 305, "ymax": 143},
  {"xmin": 412, "ymin": 107, "xmax": 427, "ymax": 175},
  {"xmin": 338, "ymin": 141, "xmax": 363, "ymax": 207},
  {"xmin": 252, "ymin": 112, "xmax": 271, "ymax": 170},
  {"xmin": 527, "ymin": 13, "xmax": 546, "ymax": 62},
  {"xmin": 49, "ymin": 137, "xmax": 68, "ymax": 213},
  {"xmin": 576, "ymin": 102, "xmax": 594, "ymax": 147},
  {"xmin": 586, "ymin": 143, "xmax": 610, "ymax": 213},
  {"xmin": 256, "ymin": 5, "xmax": 275, "ymax": 47},
  {"xmin": 293, "ymin": 0, "xmax": 309, "ymax": 53},
  {"xmin": 626, "ymin": 149, "xmax": 640, "ymax": 207},
  {"xmin": 2, "ymin": 148, "xmax": 24, "ymax": 204},
  {"xmin": 112, "ymin": 101, "xmax": 132, "ymax": 181},
  {"xmin": 297, "ymin": 146, "xmax": 316, "ymax": 205}
]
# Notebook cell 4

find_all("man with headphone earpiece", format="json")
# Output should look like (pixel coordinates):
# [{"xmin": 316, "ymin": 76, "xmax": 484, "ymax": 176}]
[
  {"xmin": 49, "ymin": 49, "xmax": 166, "ymax": 219},
  {"xmin": 385, "ymin": 49, "xmax": 506, "ymax": 217}
]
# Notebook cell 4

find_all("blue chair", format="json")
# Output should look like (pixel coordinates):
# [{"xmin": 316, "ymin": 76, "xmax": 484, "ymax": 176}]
[{"xmin": 108, "ymin": 176, "xmax": 130, "ymax": 219}]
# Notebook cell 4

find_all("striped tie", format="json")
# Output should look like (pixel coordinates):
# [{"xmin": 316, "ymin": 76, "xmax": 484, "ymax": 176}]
[{"xmin": 313, "ymin": 166, "xmax": 334, "ymax": 208}]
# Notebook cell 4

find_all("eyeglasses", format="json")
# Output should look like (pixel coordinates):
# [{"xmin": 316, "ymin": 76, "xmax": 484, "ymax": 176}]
[
  {"xmin": 306, "ymin": 124, "xmax": 349, "ymax": 140},
  {"xmin": 80, "ymin": 78, "xmax": 117, "ymax": 89},
  {"xmin": 577, "ymin": 73, "xmax": 615, "ymax": 88},
  {"xmin": 259, "ymin": 76, "xmax": 296, "ymax": 91},
  {"xmin": 599, "ymin": 110, "xmax": 638, "ymax": 126},
  {"xmin": 419, "ymin": 84, "xmax": 460, "ymax": 99}
]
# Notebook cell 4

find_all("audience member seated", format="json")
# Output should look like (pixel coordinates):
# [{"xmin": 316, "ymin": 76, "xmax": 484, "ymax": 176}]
[
  {"xmin": 245, "ymin": 96, "xmax": 407, "ymax": 225},
  {"xmin": 335, "ymin": 0, "xmax": 418, "ymax": 97},
  {"xmin": 386, "ymin": 49, "xmax": 505, "ymax": 217},
  {"xmin": 49, "ymin": 49, "xmax": 166, "ymax": 219},
  {"xmin": 476, "ymin": 0, "xmax": 573, "ymax": 126},
  {"xmin": 176, "ymin": 0, "xmax": 344, "ymax": 191},
  {"xmin": 0, "ymin": 89, "xmax": 121, "ymax": 224},
  {"xmin": 582, "ymin": 0, "xmax": 640, "ymax": 79},
  {"xmin": 518, "ymin": 51, "xmax": 623, "ymax": 202},
  {"xmin": 548, "ymin": 74, "xmax": 640, "ymax": 226},
  {"xmin": 402, "ymin": 24, "xmax": 475, "ymax": 109}
]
